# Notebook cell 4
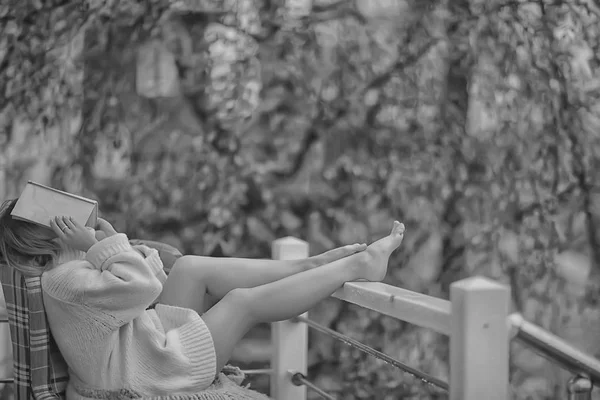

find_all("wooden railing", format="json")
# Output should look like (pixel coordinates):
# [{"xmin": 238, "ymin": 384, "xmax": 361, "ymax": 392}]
[
  {"xmin": 265, "ymin": 237, "xmax": 597, "ymax": 400},
  {"xmin": 268, "ymin": 237, "xmax": 510, "ymax": 400},
  {"xmin": 0, "ymin": 236, "xmax": 597, "ymax": 400}
]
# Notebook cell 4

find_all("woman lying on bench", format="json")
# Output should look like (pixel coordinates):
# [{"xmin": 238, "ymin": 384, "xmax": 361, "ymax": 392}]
[{"xmin": 0, "ymin": 198, "xmax": 405, "ymax": 400}]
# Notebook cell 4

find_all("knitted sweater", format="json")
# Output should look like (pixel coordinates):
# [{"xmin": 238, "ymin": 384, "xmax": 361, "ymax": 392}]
[{"xmin": 40, "ymin": 234, "xmax": 230, "ymax": 400}]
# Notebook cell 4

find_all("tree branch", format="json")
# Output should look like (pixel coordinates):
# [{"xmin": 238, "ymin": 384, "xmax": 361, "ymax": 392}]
[
  {"xmin": 514, "ymin": 183, "xmax": 579, "ymax": 221},
  {"xmin": 362, "ymin": 38, "xmax": 440, "ymax": 94},
  {"xmin": 310, "ymin": 0, "xmax": 367, "ymax": 24},
  {"xmin": 537, "ymin": 0, "xmax": 600, "ymax": 271}
]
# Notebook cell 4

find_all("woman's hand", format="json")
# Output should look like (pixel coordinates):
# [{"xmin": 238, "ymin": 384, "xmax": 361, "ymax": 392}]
[
  {"xmin": 95, "ymin": 218, "xmax": 119, "ymax": 241},
  {"xmin": 50, "ymin": 216, "xmax": 98, "ymax": 252}
]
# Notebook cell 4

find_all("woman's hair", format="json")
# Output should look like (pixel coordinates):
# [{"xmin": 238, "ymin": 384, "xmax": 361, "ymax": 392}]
[{"xmin": 0, "ymin": 199, "xmax": 62, "ymax": 276}]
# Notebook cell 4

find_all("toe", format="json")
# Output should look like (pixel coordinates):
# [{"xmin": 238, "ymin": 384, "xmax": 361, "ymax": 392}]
[
  {"xmin": 398, "ymin": 223, "xmax": 405, "ymax": 234},
  {"xmin": 352, "ymin": 244, "xmax": 366, "ymax": 253},
  {"xmin": 391, "ymin": 221, "xmax": 405, "ymax": 236}
]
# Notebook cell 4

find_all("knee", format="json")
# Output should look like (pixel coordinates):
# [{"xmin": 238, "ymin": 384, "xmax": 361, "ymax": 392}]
[
  {"xmin": 171, "ymin": 255, "xmax": 202, "ymax": 276},
  {"xmin": 221, "ymin": 288, "xmax": 255, "ymax": 324},
  {"xmin": 222, "ymin": 288, "xmax": 252, "ymax": 308}
]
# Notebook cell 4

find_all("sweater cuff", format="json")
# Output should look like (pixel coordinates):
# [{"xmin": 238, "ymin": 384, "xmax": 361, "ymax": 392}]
[
  {"xmin": 86, "ymin": 234, "xmax": 132, "ymax": 270},
  {"xmin": 132, "ymin": 245, "xmax": 167, "ymax": 284},
  {"xmin": 155, "ymin": 305, "xmax": 217, "ymax": 389}
]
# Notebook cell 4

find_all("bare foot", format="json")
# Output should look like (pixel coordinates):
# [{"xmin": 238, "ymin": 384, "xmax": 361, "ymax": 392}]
[
  {"xmin": 308, "ymin": 243, "xmax": 368, "ymax": 269},
  {"xmin": 357, "ymin": 221, "xmax": 405, "ymax": 282}
]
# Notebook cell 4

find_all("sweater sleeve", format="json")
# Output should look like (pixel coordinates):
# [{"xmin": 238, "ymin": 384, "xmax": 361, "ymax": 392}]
[
  {"xmin": 43, "ymin": 234, "xmax": 164, "ymax": 327},
  {"xmin": 130, "ymin": 244, "xmax": 168, "ymax": 285}
]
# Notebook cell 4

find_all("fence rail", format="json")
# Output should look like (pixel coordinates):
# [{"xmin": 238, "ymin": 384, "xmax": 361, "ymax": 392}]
[
  {"xmin": 0, "ymin": 236, "xmax": 597, "ymax": 400},
  {"xmin": 510, "ymin": 313, "xmax": 600, "ymax": 386},
  {"xmin": 268, "ymin": 237, "xmax": 597, "ymax": 400},
  {"xmin": 330, "ymin": 281, "xmax": 451, "ymax": 335},
  {"xmin": 270, "ymin": 237, "xmax": 511, "ymax": 400},
  {"xmin": 293, "ymin": 315, "xmax": 448, "ymax": 391}
]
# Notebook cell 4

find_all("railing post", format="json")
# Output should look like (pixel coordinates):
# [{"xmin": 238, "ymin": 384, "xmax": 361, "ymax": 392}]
[
  {"xmin": 567, "ymin": 374, "xmax": 592, "ymax": 400},
  {"xmin": 450, "ymin": 276, "xmax": 511, "ymax": 400},
  {"xmin": 271, "ymin": 237, "xmax": 309, "ymax": 400}
]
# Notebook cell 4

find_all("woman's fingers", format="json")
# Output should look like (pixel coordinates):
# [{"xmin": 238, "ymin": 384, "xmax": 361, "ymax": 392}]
[
  {"xmin": 49, "ymin": 218, "xmax": 65, "ymax": 237},
  {"xmin": 64, "ymin": 216, "xmax": 76, "ymax": 230},
  {"xmin": 58, "ymin": 216, "xmax": 71, "ymax": 233},
  {"xmin": 55, "ymin": 216, "xmax": 67, "ymax": 230},
  {"xmin": 95, "ymin": 230, "xmax": 107, "ymax": 241},
  {"xmin": 96, "ymin": 218, "xmax": 118, "ymax": 236}
]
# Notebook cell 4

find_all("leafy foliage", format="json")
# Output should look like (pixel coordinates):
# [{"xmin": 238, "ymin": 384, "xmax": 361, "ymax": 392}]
[{"xmin": 2, "ymin": 0, "xmax": 600, "ymax": 399}]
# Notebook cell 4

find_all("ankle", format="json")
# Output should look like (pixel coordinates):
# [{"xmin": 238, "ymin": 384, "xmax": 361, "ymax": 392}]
[{"xmin": 350, "ymin": 252, "xmax": 371, "ymax": 281}]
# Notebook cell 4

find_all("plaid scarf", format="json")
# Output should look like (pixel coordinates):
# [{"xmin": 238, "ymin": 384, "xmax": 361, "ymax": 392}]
[{"xmin": 0, "ymin": 267, "xmax": 68, "ymax": 400}]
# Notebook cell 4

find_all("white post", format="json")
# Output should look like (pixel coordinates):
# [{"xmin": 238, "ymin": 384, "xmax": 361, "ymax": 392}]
[
  {"xmin": 450, "ymin": 276, "xmax": 511, "ymax": 400},
  {"xmin": 270, "ymin": 237, "xmax": 309, "ymax": 400}
]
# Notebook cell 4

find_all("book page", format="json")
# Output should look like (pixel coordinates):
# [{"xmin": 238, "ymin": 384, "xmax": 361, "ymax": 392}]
[{"xmin": 11, "ymin": 183, "xmax": 97, "ymax": 228}]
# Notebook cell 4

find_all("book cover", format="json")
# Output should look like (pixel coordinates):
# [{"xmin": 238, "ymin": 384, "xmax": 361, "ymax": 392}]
[{"xmin": 10, "ymin": 181, "xmax": 98, "ymax": 229}]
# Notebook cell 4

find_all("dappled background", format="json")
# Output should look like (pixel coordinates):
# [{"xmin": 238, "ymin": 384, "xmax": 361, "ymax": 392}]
[{"xmin": 2, "ymin": 0, "xmax": 600, "ymax": 399}]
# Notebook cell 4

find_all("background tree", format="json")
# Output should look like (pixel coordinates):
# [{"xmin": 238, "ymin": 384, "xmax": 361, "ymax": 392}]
[{"xmin": 1, "ymin": 0, "xmax": 600, "ymax": 398}]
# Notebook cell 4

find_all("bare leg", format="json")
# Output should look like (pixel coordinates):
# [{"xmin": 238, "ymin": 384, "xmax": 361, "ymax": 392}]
[
  {"xmin": 160, "ymin": 243, "xmax": 366, "ymax": 313},
  {"xmin": 202, "ymin": 221, "xmax": 405, "ymax": 372}
]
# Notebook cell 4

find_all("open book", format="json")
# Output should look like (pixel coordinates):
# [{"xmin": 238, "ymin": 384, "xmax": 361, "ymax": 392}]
[{"xmin": 11, "ymin": 181, "xmax": 98, "ymax": 229}]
